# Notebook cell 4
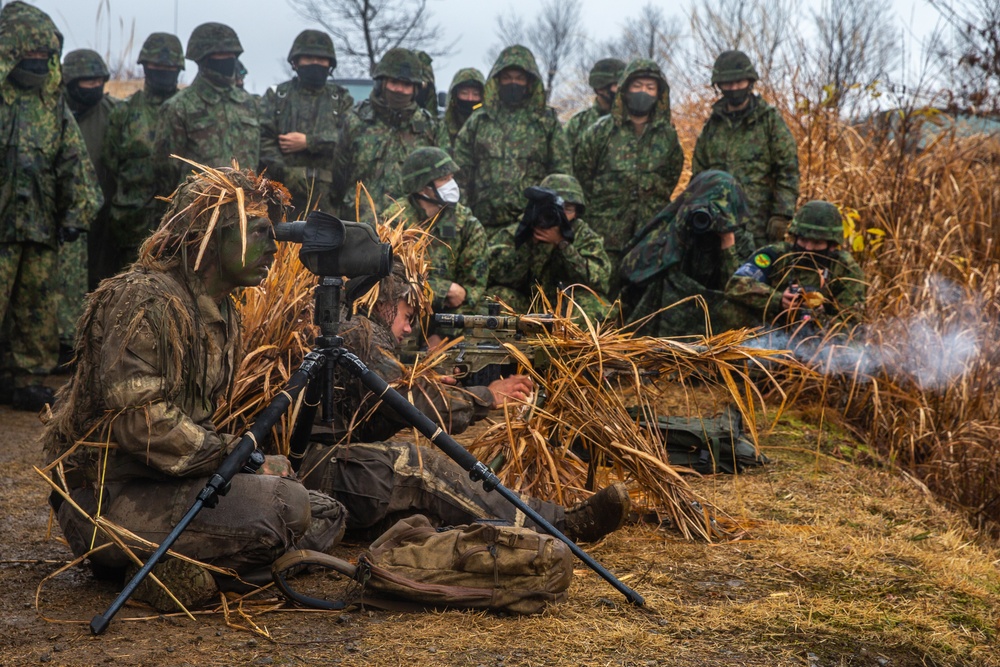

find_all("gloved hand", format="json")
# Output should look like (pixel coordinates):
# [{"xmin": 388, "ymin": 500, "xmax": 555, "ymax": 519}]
[
  {"xmin": 59, "ymin": 226, "xmax": 83, "ymax": 244},
  {"xmin": 766, "ymin": 215, "xmax": 790, "ymax": 241}
]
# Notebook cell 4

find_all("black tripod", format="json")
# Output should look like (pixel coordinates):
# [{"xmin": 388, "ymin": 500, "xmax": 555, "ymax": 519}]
[{"xmin": 91, "ymin": 273, "xmax": 643, "ymax": 635}]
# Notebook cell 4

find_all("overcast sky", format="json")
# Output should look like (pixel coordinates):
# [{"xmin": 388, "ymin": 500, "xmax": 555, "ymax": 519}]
[{"xmin": 27, "ymin": 0, "xmax": 941, "ymax": 96}]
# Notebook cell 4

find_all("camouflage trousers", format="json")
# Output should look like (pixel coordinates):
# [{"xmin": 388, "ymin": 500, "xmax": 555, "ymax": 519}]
[
  {"xmin": 54, "ymin": 475, "xmax": 347, "ymax": 575},
  {"xmin": 298, "ymin": 440, "xmax": 564, "ymax": 540},
  {"xmin": 0, "ymin": 242, "xmax": 59, "ymax": 384},
  {"xmin": 57, "ymin": 236, "xmax": 88, "ymax": 344}
]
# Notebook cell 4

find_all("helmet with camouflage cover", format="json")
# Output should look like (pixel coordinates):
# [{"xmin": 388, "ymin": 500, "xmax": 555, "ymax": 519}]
[
  {"xmin": 711, "ymin": 50, "xmax": 758, "ymax": 85},
  {"xmin": 62, "ymin": 49, "xmax": 109, "ymax": 82},
  {"xmin": 185, "ymin": 22, "xmax": 243, "ymax": 62},
  {"xmin": 589, "ymin": 58, "xmax": 625, "ymax": 90},
  {"xmin": 287, "ymin": 29, "xmax": 336, "ymax": 68},
  {"xmin": 788, "ymin": 201, "xmax": 844, "ymax": 244},
  {"xmin": 137, "ymin": 32, "xmax": 185, "ymax": 69},
  {"xmin": 372, "ymin": 47, "xmax": 422, "ymax": 83},
  {"xmin": 540, "ymin": 173, "xmax": 586, "ymax": 214},
  {"xmin": 401, "ymin": 147, "xmax": 459, "ymax": 194}
]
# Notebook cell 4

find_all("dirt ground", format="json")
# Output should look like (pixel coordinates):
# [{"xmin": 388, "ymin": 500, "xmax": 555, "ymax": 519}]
[{"xmin": 2, "ymin": 390, "xmax": 999, "ymax": 667}]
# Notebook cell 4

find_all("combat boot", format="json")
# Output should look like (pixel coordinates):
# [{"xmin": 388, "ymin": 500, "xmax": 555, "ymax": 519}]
[
  {"xmin": 126, "ymin": 558, "xmax": 219, "ymax": 613},
  {"xmin": 11, "ymin": 385, "xmax": 55, "ymax": 412},
  {"xmin": 563, "ymin": 482, "xmax": 631, "ymax": 542}
]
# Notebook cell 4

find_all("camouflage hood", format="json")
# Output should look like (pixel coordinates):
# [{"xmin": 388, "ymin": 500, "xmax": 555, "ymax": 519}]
[
  {"xmin": 483, "ymin": 45, "xmax": 546, "ymax": 113},
  {"xmin": 443, "ymin": 66, "xmax": 485, "ymax": 129},
  {"xmin": 0, "ymin": 1, "xmax": 64, "ymax": 99},
  {"xmin": 611, "ymin": 58, "xmax": 671, "ymax": 126},
  {"xmin": 621, "ymin": 170, "xmax": 748, "ymax": 284}
]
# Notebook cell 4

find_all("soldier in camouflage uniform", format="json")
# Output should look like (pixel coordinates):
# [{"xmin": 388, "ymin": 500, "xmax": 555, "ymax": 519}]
[
  {"xmin": 726, "ymin": 200, "xmax": 866, "ymax": 330},
  {"xmin": 102, "ymin": 32, "xmax": 184, "ymax": 275},
  {"xmin": 43, "ymin": 166, "xmax": 346, "ymax": 611},
  {"xmin": 452, "ymin": 45, "xmax": 571, "ymax": 233},
  {"xmin": 0, "ymin": 2, "xmax": 101, "ymax": 411},
  {"xmin": 336, "ymin": 47, "xmax": 437, "ymax": 218},
  {"xmin": 414, "ymin": 50, "xmax": 438, "ymax": 116},
  {"xmin": 154, "ymin": 23, "xmax": 259, "ymax": 192},
  {"xmin": 298, "ymin": 259, "xmax": 630, "ymax": 542},
  {"xmin": 382, "ymin": 147, "xmax": 489, "ymax": 339},
  {"xmin": 692, "ymin": 50, "xmax": 799, "ymax": 248},
  {"xmin": 564, "ymin": 58, "xmax": 624, "ymax": 159},
  {"xmin": 619, "ymin": 170, "xmax": 756, "ymax": 337},
  {"xmin": 436, "ymin": 67, "xmax": 484, "ymax": 154},
  {"xmin": 259, "ymin": 30, "xmax": 353, "ymax": 216},
  {"xmin": 488, "ymin": 174, "xmax": 612, "ymax": 321},
  {"xmin": 574, "ymin": 58, "xmax": 684, "ymax": 298},
  {"xmin": 61, "ymin": 49, "xmax": 118, "ymax": 301}
]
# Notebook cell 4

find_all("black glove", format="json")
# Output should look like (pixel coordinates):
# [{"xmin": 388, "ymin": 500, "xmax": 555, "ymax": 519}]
[{"xmin": 59, "ymin": 227, "xmax": 83, "ymax": 244}]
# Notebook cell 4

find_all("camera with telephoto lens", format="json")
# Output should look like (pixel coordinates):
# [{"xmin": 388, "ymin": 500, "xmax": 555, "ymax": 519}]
[
  {"xmin": 273, "ymin": 210, "xmax": 393, "ymax": 278},
  {"xmin": 522, "ymin": 186, "xmax": 566, "ymax": 230},
  {"xmin": 686, "ymin": 208, "xmax": 714, "ymax": 234}
]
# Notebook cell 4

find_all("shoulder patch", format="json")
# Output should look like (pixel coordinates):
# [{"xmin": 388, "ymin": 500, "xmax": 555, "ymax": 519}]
[{"xmin": 753, "ymin": 252, "xmax": 772, "ymax": 269}]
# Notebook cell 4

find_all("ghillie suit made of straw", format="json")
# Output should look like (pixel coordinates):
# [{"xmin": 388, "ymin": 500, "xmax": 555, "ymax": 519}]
[{"xmin": 43, "ymin": 159, "xmax": 290, "ymax": 489}]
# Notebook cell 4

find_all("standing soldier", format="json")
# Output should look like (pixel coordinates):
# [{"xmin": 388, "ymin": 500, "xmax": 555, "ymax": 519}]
[
  {"xmin": 488, "ymin": 174, "xmax": 612, "ymax": 321},
  {"xmin": 692, "ymin": 50, "xmax": 799, "ymax": 248},
  {"xmin": 436, "ymin": 67, "xmax": 484, "ymax": 153},
  {"xmin": 383, "ymin": 147, "xmax": 489, "ymax": 343},
  {"xmin": 259, "ymin": 30, "xmax": 353, "ymax": 216},
  {"xmin": 337, "ymin": 47, "xmax": 437, "ymax": 217},
  {"xmin": 574, "ymin": 58, "xmax": 683, "ymax": 298},
  {"xmin": 61, "ymin": 49, "xmax": 117, "ymax": 293},
  {"xmin": 154, "ymin": 22, "xmax": 259, "ymax": 191},
  {"xmin": 414, "ymin": 50, "xmax": 438, "ymax": 116},
  {"xmin": 102, "ymin": 32, "xmax": 185, "ymax": 275},
  {"xmin": 453, "ymin": 45, "xmax": 571, "ymax": 235},
  {"xmin": 564, "ymin": 57, "xmax": 624, "ymax": 159},
  {"xmin": 726, "ymin": 200, "xmax": 866, "ymax": 330},
  {"xmin": 0, "ymin": 1, "xmax": 101, "ymax": 410}
]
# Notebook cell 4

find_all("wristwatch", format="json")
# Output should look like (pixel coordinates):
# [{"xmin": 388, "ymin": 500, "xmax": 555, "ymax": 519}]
[{"xmin": 557, "ymin": 239, "xmax": 570, "ymax": 251}]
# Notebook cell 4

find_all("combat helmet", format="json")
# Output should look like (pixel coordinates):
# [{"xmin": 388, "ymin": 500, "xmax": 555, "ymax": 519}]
[
  {"xmin": 186, "ymin": 22, "xmax": 243, "ymax": 62},
  {"xmin": 540, "ymin": 173, "xmax": 586, "ymax": 214},
  {"xmin": 401, "ymin": 147, "xmax": 459, "ymax": 194},
  {"xmin": 788, "ymin": 201, "xmax": 844, "ymax": 244},
  {"xmin": 711, "ymin": 50, "xmax": 758, "ymax": 84},
  {"xmin": 137, "ymin": 32, "xmax": 184, "ymax": 69},
  {"xmin": 62, "ymin": 49, "xmax": 109, "ymax": 83},
  {"xmin": 287, "ymin": 29, "xmax": 336, "ymax": 68},
  {"xmin": 589, "ymin": 58, "xmax": 625, "ymax": 90},
  {"xmin": 373, "ymin": 47, "xmax": 422, "ymax": 83}
]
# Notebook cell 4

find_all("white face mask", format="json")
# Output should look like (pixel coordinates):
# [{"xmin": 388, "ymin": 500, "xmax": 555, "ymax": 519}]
[{"xmin": 435, "ymin": 178, "xmax": 461, "ymax": 205}]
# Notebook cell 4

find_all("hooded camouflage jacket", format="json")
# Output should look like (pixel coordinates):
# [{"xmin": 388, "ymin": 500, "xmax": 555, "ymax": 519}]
[
  {"xmin": 382, "ymin": 197, "xmax": 489, "ymax": 315},
  {"xmin": 452, "ymin": 46, "xmax": 571, "ymax": 230},
  {"xmin": 154, "ymin": 72, "xmax": 260, "ymax": 191},
  {"xmin": 487, "ymin": 216, "xmax": 612, "ymax": 320},
  {"xmin": 70, "ymin": 94, "xmax": 118, "ymax": 202},
  {"xmin": 42, "ymin": 265, "xmax": 241, "ymax": 485},
  {"xmin": 620, "ymin": 170, "xmax": 756, "ymax": 337},
  {"xmin": 725, "ymin": 241, "xmax": 866, "ymax": 327},
  {"xmin": 691, "ymin": 95, "xmax": 799, "ymax": 247},
  {"xmin": 337, "ymin": 92, "xmax": 438, "ymax": 216},
  {"xmin": 436, "ymin": 67, "xmax": 484, "ymax": 154},
  {"xmin": 0, "ymin": 2, "xmax": 101, "ymax": 246},
  {"xmin": 102, "ymin": 86, "xmax": 177, "ymax": 250},
  {"xmin": 259, "ymin": 77, "xmax": 353, "ymax": 214},
  {"xmin": 574, "ymin": 59, "xmax": 683, "ymax": 265}
]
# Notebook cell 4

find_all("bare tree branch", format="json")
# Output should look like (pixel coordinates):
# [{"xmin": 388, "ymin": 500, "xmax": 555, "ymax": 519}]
[{"xmin": 927, "ymin": 0, "xmax": 1000, "ymax": 113}]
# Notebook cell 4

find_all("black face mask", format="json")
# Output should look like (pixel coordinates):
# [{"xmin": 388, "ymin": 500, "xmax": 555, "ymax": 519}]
[
  {"xmin": 68, "ymin": 82, "xmax": 104, "ymax": 109},
  {"xmin": 8, "ymin": 58, "xmax": 50, "ymax": 89},
  {"xmin": 202, "ymin": 56, "xmax": 237, "ymax": 80},
  {"xmin": 624, "ymin": 91, "xmax": 657, "ymax": 116},
  {"xmin": 296, "ymin": 64, "xmax": 329, "ymax": 88},
  {"xmin": 498, "ymin": 82, "xmax": 528, "ymax": 107},
  {"xmin": 384, "ymin": 88, "xmax": 413, "ymax": 111},
  {"xmin": 454, "ymin": 98, "xmax": 480, "ymax": 117},
  {"xmin": 722, "ymin": 87, "xmax": 751, "ymax": 107},
  {"xmin": 144, "ymin": 67, "xmax": 179, "ymax": 94}
]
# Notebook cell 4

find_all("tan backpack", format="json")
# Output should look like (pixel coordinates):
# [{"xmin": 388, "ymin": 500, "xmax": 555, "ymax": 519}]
[{"xmin": 272, "ymin": 514, "xmax": 573, "ymax": 615}]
